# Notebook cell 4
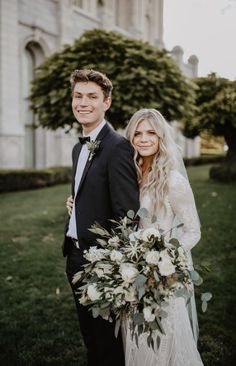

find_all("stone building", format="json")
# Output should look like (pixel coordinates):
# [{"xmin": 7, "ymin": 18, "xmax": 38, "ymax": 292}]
[{"xmin": 0, "ymin": 0, "xmax": 199, "ymax": 169}]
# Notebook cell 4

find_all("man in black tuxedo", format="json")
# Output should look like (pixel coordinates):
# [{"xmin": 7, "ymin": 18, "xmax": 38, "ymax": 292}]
[{"xmin": 63, "ymin": 69, "xmax": 139, "ymax": 366}]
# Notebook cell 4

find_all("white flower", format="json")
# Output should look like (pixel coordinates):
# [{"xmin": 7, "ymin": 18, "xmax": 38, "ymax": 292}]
[
  {"xmin": 83, "ymin": 246, "xmax": 109, "ymax": 263},
  {"xmin": 113, "ymin": 286, "xmax": 125, "ymax": 295},
  {"xmin": 125, "ymin": 286, "xmax": 137, "ymax": 302},
  {"xmin": 145, "ymin": 250, "xmax": 160, "ymax": 265},
  {"xmin": 120, "ymin": 263, "xmax": 139, "ymax": 283},
  {"xmin": 142, "ymin": 228, "xmax": 160, "ymax": 242},
  {"xmin": 143, "ymin": 306, "xmax": 155, "ymax": 322},
  {"xmin": 158, "ymin": 249, "xmax": 176, "ymax": 276},
  {"xmin": 110, "ymin": 250, "xmax": 123, "ymax": 263},
  {"xmin": 93, "ymin": 267, "xmax": 105, "ymax": 278},
  {"xmin": 129, "ymin": 229, "xmax": 142, "ymax": 242},
  {"xmin": 87, "ymin": 284, "xmax": 102, "ymax": 301},
  {"xmin": 97, "ymin": 263, "xmax": 113, "ymax": 274},
  {"xmin": 108, "ymin": 236, "xmax": 120, "ymax": 246}
]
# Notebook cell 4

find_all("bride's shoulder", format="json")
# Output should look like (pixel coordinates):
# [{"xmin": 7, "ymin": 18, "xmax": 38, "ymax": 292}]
[{"xmin": 168, "ymin": 169, "xmax": 190, "ymax": 192}]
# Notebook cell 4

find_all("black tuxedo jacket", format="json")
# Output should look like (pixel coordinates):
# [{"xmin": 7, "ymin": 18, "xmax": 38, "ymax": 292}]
[{"xmin": 62, "ymin": 123, "xmax": 139, "ymax": 256}]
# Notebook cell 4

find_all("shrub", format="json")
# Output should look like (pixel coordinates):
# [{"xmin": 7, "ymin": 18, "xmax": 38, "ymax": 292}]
[
  {"xmin": 0, "ymin": 167, "xmax": 72, "ymax": 193},
  {"xmin": 209, "ymin": 161, "xmax": 236, "ymax": 183}
]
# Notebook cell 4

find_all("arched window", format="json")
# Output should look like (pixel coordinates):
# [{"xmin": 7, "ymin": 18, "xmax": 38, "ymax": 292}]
[{"xmin": 22, "ymin": 42, "xmax": 44, "ymax": 168}]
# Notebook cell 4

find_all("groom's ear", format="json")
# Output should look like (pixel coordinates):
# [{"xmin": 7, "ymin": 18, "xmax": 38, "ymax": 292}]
[{"xmin": 103, "ymin": 96, "xmax": 112, "ymax": 112}]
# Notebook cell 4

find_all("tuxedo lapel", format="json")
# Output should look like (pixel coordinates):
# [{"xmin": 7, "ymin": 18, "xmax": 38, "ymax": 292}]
[
  {"xmin": 76, "ymin": 123, "xmax": 111, "ymax": 197},
  {"xmin": 72, "ymin": 143, "xmax": 82, "ymax": 196}
]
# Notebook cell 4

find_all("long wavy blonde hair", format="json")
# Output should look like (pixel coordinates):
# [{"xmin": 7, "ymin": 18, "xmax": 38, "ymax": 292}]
[{"xmin": 126, "ymin": 108, "xmax": 180, "ymax": 216}]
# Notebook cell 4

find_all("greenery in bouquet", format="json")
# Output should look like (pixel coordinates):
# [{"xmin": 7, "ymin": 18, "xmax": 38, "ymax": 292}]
[{"xmin": 72, "ymin": 208, "xmax": 211, "ymax": 349}]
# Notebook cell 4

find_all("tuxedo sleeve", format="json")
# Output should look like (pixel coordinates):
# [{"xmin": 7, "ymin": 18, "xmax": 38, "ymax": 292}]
[{"xmin": 107, "ymin": 139, "xmax": 140, "ymax": 220}]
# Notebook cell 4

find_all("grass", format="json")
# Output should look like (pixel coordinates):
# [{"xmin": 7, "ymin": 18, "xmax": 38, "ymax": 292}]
[{"xmin": 0, "ymin": 165, "xmax": 235, "ymax": 365}]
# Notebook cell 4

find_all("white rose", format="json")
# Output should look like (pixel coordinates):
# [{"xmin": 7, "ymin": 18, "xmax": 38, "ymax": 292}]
[
  {"xmin": 145, "ymin": 250, "xmax": 160, "ymax": 265},
  {"xmin": 120, "ymin": 263, "xmax": 139, "ymax": 283},
  {"xmin": 158, "ymin": 250, "xmax": 176, "ymax": 276},
  {"xmin": 143, "ymin": 306, "xmax": 155, "ymax": 322},
  {"xmin": 110, "ymin": 250, "xmax": 123, "ymax": 262},
  {"xmin": 125, "ymin": 286, "xmax": 137, "ymax": 302},
  {"xmin": 159, "ymin": 248, "xmax": 172, "ymax": 261},
  {"xmin": 84, "ymin": 247, "xmax": 109, "ymax": 263},
  {"xmin": 142, "ymin": 228, "xmax": 160, "ymax": 242},
  {"xmin": 87, "ymin": 284, "xmax": 102, "ymax": 301}
]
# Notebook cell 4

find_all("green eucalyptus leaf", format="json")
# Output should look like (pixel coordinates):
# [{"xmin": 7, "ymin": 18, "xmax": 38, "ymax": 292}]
[
  {"xmin": 156, "ymin": 334, "xmax": 161, "ymax": 349},
  {"xmin": 189, "ymin": 270, "xmax": 200, "ymax": 281},
  {"xmin": 151, "ymin": 215, "xmax": 157, "ymax": 223},
  {"xmin": 149, "ymin": 320, "xmax": 158, "ymax": 330},
  {"xmin": 138, "ymin": 287, "xmax": 145, "ymax": 300},
  {"xmin": 194, "ymin": 276, "xmax": 203, "ymax": 286},
  {"xmin": 135, "ymin": 274, "xmax": 147, "ymax": 288},
  {"xmin": 133, "ymin": 312, "xmax": 144, "ymax": 326},
  {"xmin": 169, "ymin": 238, "xmax": 179, "ymax": 246},
  {"xmin": 127, "ymin": 210, "xmax": 135, "ymax": 219},
  {"xmin": 137, "ymin": 207, "xmax": 149, "ymax": 219},
  {"xmin": 201, "ymin": 292, "xmax": 212, "ymax": 302},
  {"xmin": 202, "ymin": 301, "xmax": 208, "ymax": 312}
]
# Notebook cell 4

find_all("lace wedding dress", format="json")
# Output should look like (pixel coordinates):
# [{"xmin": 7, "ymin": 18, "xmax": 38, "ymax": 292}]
[{"xmin": 124, "ymin": 170, "xmax": 204, "ymax": 366}]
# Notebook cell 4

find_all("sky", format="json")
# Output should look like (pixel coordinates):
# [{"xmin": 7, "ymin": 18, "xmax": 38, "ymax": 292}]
[{"xmin": 163, "ymin": 0, "xmax": 236, "ymax": 80}]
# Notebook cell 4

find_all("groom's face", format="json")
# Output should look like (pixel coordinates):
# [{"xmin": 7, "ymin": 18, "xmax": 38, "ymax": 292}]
[{"xmin": 72, "ymin": 81, "xmax": 111, "ymax": 132}]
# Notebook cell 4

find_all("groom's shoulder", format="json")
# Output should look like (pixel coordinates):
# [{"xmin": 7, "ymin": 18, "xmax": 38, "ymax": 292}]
[
  {"xmin": 104, "ymin": 128, "xmax": 133, "ymax": 155},
  {"xmin": 105, "ymin": 125, "xmax": 130, "ymax": 147}
]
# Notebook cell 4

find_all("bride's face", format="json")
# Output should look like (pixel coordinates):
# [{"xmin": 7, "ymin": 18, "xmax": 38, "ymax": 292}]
[{"xmin": 133, "ymin": 119, "xmax": 159, "ymax": 158}]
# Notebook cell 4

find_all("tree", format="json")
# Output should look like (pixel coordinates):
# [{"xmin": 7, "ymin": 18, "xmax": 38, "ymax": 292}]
[
  {"xmin": 184, "ymin": 73, "xmax": 236, "ymax": 159},
  {"xmin": 30, "ymin": 29, "xmax": 195, "ymax": 131}
]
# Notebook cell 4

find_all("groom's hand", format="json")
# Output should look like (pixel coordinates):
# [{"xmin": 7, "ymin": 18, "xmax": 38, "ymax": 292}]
[{"xmin": 66, "ymin": 195, "xmax": 74, "ymax": 216}]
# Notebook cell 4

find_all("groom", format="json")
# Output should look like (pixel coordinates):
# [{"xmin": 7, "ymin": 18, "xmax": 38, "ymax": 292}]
[{"xmin": 63, "ymin": 69, "xmax": 139, "ymax": 366}]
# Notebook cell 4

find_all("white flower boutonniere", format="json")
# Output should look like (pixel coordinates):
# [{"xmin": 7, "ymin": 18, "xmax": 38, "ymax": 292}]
[{"xmin": 86, "ymin": 140, "xmax": 101, "ymax": 161}]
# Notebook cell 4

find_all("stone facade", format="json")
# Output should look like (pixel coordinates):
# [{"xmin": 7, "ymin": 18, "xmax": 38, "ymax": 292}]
[{"xmin": 0, "ymin": 0, "xmax": 198, "ymax": 169}]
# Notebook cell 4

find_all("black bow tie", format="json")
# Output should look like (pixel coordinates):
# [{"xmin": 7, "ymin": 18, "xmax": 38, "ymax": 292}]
[{"xmin": 79, "ymin": 136, "xmax": 91, "ymax": 145}]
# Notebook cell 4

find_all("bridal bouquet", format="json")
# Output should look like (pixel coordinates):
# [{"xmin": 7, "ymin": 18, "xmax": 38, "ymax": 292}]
[{"xmin": 73, "ymin": 208, "xmax": 210, "ymax": 349}]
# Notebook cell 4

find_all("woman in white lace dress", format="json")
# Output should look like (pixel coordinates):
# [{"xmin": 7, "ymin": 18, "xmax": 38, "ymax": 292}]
[{"xmin": 125, "ymin": 108, "xmax": 204, "ymax": 366}]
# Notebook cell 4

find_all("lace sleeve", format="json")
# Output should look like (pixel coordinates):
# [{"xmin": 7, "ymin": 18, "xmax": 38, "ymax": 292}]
[{"xmin": 168, "ymin": 170, "xmax": 201, "ymax": 251}]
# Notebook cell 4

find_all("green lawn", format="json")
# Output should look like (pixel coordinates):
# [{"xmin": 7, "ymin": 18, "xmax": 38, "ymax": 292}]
[{"xmin": 0, "ymin": 165, "xmax": 235, "ymax": 366}]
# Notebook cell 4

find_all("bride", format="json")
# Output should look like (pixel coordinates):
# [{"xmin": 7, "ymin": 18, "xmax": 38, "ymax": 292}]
[{"xmin": 124, "ymin": 108, "xmax": 203, "ymax": 366}]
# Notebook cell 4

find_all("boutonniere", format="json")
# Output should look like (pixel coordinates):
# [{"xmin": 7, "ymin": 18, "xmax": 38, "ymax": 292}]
[{"xmin": 86, "ymin": 140, "xmax": 101, "ymax": 161}]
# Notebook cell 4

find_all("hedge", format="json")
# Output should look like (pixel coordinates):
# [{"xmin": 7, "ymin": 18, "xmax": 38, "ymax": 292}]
[
  {"xmin": 0, "ymin": 167, "xmax": 72, "ymax": 193},
  {"xmin": 0, "ymin": 155, "xmax": 228, "ymax": 193}
]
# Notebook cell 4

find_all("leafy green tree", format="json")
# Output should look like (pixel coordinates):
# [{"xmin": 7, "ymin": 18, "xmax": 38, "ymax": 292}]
[
  {"xmin": 184, "ymin": 73, "xmax": 236, "ymax": 158},
  {"xmin": 30, "ymin": 29, "xmax": 195, "ymax": 130}
]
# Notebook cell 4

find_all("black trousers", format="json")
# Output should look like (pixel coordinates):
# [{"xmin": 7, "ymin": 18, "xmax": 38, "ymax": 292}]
[{"xmin": 66, "ymin": 245, "xmax": 125, "ymax": 366}]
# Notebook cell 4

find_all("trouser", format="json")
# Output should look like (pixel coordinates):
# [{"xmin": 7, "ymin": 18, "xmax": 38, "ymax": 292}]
[{"xmin": 66, "ymin": 245, "xmax": 125, "ymax": 366}]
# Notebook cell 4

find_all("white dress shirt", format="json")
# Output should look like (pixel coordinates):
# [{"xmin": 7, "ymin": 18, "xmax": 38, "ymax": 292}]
[{"xmin": 67, "ymin": 120, "xmax": 106, "ymax": 239}]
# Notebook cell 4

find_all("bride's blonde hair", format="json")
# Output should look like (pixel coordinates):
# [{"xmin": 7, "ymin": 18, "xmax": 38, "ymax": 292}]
[{"xmin": 126, "ymin": 108, "xmax": 179, "ymax": 216}]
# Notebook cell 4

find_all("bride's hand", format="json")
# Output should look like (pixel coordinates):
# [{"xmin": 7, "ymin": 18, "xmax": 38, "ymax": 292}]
[{"xmin": 66, "ymin": 195, "xmax": 74, "ymax": 216}]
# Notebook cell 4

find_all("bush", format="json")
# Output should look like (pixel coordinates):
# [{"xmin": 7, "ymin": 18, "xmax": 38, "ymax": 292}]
[
  {"xmin": 210, "ymin": 161, "xmax": 236, "ymax": 183},
  {"xmin": 0, "ymin": 167, "xmax": 72, "ymax": 193}
]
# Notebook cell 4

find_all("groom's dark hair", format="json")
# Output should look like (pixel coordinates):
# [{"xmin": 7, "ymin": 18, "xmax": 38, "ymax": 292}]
[{"xmin": 70, "ymin": 69, "xmax": 113, "ymax": 100}]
